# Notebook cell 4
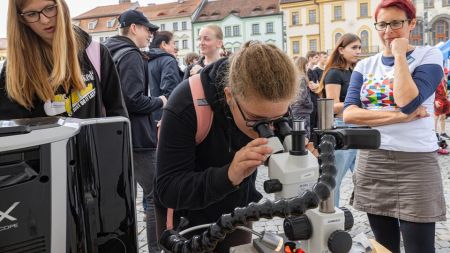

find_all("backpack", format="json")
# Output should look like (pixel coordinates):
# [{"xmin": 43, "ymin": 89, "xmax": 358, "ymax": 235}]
[
  {"xmin": 111, "ymin": 47, "xmax": 140, "ymax": 66},
  {"xmin": 85, "ymin": 40, "xmax": 101, "ymax": 82},
  {"xmin": 164, "ymin": 74, "xmax": 214, "ymax": 230}
]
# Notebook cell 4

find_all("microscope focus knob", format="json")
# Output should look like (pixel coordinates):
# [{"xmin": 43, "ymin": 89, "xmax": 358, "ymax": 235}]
[
  {"xmin": 340, "ymin": 207, "xmax": 354, "ymax": 231},
  {"xmin": 283, "ymin": 215, "xmax": 312, "ymax": 241},
  {"xmin": 263, "ymin": 179, "xmax": 282, "ymax": 194},
  {"xmin": 327, "ymin": 230, "xmax": 352, "ymax": 253}
]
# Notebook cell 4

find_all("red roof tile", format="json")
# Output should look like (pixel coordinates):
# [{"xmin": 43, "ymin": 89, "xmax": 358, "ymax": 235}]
[
  {"xmin": 195, "ymin": 0, "xmax": 280, "ymax": 22},
  {"xmin": 72, "ymin": 2, "xmax": 139, "ymax": 20},
  {"xmin": 138, "ymin": 0, "xmax": 202, "ymax": 21}
]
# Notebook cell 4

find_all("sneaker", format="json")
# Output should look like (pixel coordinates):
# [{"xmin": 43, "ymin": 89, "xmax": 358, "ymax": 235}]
[
  {"xmin": 437, "ymin": 148, "xmax": 449, "ymax": 155},
  {"xmin": 440, "ymin": 133, "xmax": 450, "ymax": 140}
]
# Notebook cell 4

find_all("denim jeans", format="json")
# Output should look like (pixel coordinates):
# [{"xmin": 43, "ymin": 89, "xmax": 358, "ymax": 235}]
[
  {"xmin": 333, "ymin": 149, "xmax": 357, "ymax": 206},
  {"xmin": 133, "ymin": 150, "xmax": 159, "ymax": 252},
  {"xmin": 333, "ymin": 118, "xmax": 357, "ymax": 207}
]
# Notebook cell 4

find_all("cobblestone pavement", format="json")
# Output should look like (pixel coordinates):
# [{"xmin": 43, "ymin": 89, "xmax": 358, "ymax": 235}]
[{"xmin": 137, "ymin": 134, "xmax": 450, "ymax": 253}]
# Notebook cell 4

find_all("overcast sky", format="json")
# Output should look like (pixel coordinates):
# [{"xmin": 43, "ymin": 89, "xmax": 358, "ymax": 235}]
[{"xmin": 0, "ymin": 0, "xmax": 175, "ymax": 38}]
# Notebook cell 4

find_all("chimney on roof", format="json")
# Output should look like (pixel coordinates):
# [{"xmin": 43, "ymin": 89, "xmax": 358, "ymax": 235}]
[{"xmin": 119, "ymin": 0, "xmax": 130, "ymax": 3}]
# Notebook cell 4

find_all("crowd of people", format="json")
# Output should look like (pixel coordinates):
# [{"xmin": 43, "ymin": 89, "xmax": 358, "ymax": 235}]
[{"xmin": 0, "ymin": 0, "xmax": 448, "ymax": 252}]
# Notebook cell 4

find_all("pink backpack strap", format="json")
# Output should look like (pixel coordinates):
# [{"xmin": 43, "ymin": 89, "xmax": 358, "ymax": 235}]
[
  {"xmin": 86, "ymin": 40, "xmax": 101, "ymax": 82},
  {"xmin": 166, "ymin": 208, "xmax": 174, "ymax": 230},
  {"xmin": 165, "ymin": 74, "xmax": 213, "ymax": 230},
  {"xmin": 189, "ymin": 74, "xmax": 214, "ymax": 144}
]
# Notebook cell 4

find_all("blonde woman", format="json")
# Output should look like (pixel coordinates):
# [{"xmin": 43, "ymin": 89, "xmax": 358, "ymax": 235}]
[
  {"xmin": 156, "ymin": 42, "xmax": 298, "ymax": 252},
  {"xmin": 0, "ymin": 0, "xmax": 127, "ymax": 120},
  {"xmin": 183, "ymin": 24, "xmax": 224, "ymax": 79}
]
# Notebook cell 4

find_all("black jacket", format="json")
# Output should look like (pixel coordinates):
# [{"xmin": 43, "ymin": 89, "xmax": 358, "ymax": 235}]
[
  {"xmin": 182, "ymin": 56, "xmax": 206, "ymax": 80},
  {"xmin": 156, "ymin": 58, "xmax": 262, "ymax": 235},
  {"xmin": 146, "ymin": 48, "xmax": 183, "ymax": 121},
  {"xmin": 104, "ymin": 36, "xmax": 163, "ymax": 150},
  {"xmin": 0, "ymin": 28, "xmax": 128, "ymax": 120},
  {"xmin": 292, "ymin": 76, "xmax": 313, "ymax": 136}
]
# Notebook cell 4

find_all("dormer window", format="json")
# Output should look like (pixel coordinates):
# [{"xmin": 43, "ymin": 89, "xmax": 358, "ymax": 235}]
[
  {"xmin": 106, "ymin": 18, "xmax": 115, "ymax": 28},
  {"xmin": 88, "ymin": 20, "xmax": 98, "ymax": 30},
  {"xmin": 252, "ymin": 6, "xmax": 262, "ymax": 12},
  {"xmin": 230, "ymin": 9, "xmax": 240, "ymax": 15},
  {"xmin": 211, "ymin": 11, "xmax": 220, "ymax": 16}
]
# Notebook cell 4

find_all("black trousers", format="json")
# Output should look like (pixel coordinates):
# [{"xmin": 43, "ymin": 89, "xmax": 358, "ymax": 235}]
[
  {"xmin": 367, "ymin": 213, "xmax": 436, "ymax": 253},
  {"xmin": 133, "ymin": 150, "xmax": 159, "ymax": 252}
]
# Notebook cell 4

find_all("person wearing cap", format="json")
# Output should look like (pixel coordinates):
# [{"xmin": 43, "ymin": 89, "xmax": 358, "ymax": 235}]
[{"xmin": 104, "ymin": 9, "xmax": 166, "ymax": 253}]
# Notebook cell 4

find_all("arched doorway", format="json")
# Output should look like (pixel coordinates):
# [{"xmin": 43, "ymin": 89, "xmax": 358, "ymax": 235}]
[
  {"xmin": 360, "ymin": 30, "xmax": 369, "ymax": 53},
  {"xmin": 432, "ymin": 19, "xmax": 449, "ymax": 45},
  {"xmin": 411, "ymin": 20, "xmax": 424, "ymax": 45}
]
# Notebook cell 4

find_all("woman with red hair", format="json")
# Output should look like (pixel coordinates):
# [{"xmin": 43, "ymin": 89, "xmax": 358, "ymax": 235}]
[{"xmin": 344, "ymin": 0, "xmax": 445, "ymax": 252}]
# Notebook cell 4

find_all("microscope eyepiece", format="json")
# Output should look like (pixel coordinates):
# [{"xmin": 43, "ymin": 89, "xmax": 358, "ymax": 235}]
[
  {"xmin": 252, "ymin": 120, "xmax": 275, "ymax": 138},
  {"xmin": 253, "ymin": 120, "xmax": 284, "ymax": 154}
]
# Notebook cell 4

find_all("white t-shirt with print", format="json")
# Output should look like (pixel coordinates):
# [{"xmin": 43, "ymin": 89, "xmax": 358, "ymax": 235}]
[{"xmin": 354, "ymin": 46, "xmax": 443, "ymax": 152}]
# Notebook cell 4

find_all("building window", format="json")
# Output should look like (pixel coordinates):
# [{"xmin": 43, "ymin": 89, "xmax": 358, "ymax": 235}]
[
  {"xmin": 433, "ymin": 20, "xmax": 449, "ymax": 44},
  {"xmin": 182, "ymin": 40, "xmax": 188, "ymax": 49},
  {"xmin": 160, "ymin": 24, "xmax": 165, "ymax": 31},
  {"xmin": 182, "ymin": 21, "xmax": 187, "ymax": 30},
  {"xmin": 360, "ymin": 30, "xmax": 369, "ymax": 53},
  {"xmin": 233, "ymin": 25, "xmax": 240, "ymax": 36},
  {"xmin": 175, "ymin": 40, "xmax": 179, "ymax": 49},
  {"xmin": 266, "ymin": 22, "xmax": 274, "ymax": 33},
  {"xmin": 173, "ymin": 22, "xmax": 178, "ymax": 31},
  {"xmin": 308, "ymin": 10, "xmax": 316, "ymax": 24},
  {"xmin": 225, "ymin": 26, "xmax": 232, "ymax": 37},
  {"xmin": 107, "ymin": 18, "xmax": 115, "ymax": 28},
  {"xmin": 411, "ymin": 21, "xmax": 423, "ymax": 45},
  {"xmin": 333, "ymin": 6, "xmax": 342, "ymax": 20},
  {"xmin": 252, "ymin": 24, "xmax": 260, "ymax": 35},
  {"xmin": 335, "ymin": 32, "xmax": 342, "ymax": 45},
  {"xmin": 292, "ymin": 12, "xmax": 299, "ymax": 26},
  {"xmin": 444, "ymin": 0, "xmax": 450, "ymax": 6},
  {"xmin": 424, "ymin": 0, "xmax": 434, "ymax": 8},
  {"xmin": 88, "ymin": 20, "xmax": 97, "ymax": 30},
  {"xmin": 309, "ymin": 39, "xmax": 317, "ymax": 51},
  {"xmin": 293, "ymin": 41, "xmax": 300, "ymax": 55},
  {"xmin": 360, "ymin": 3, "xmax": 368, "ymax": 17}
]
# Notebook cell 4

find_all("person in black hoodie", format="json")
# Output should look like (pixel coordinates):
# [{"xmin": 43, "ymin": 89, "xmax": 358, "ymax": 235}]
[
  {"xmin": 1, "ymin": 0, "xmax": 127, "ymax": 120},
  {"xmin": 103, "ymin": 9, "xmax": 166, "ymax": 253},
  {"xmin": 147, "ymin": 31, "xmax": 183, "ymax": 121},
  {"xmin": 155, "ymin": 41, "xmax": 299, "ymax": 252}
]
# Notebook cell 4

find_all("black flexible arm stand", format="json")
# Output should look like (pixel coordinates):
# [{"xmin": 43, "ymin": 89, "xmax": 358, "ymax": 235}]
[{"xmin": 159, "ymin": 134, "xmax": 337, "ymax": 253}]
